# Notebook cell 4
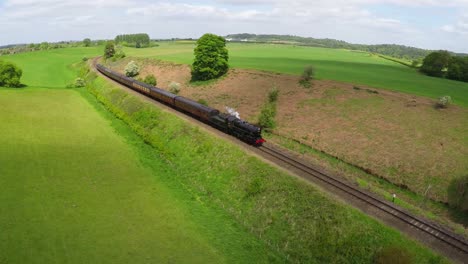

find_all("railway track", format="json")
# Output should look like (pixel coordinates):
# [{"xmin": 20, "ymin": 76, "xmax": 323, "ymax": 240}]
[
  {"xmin": 91, "ymin": 57, "xmax": 467, "ymax": 262},
  {"xmin": 258, "ymin": 144, "xmax": 468, "ymax": 261}
]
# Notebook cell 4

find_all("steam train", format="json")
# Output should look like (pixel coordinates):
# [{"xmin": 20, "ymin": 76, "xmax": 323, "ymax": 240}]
[{"xmin": 96, "ymin": 64, "xmax": 265, "ymax": 146}]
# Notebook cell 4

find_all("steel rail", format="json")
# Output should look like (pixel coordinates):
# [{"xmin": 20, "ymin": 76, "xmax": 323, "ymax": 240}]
[{"xmin": 259, "ymin": 144, "xmax": 468, "ymax": 255}]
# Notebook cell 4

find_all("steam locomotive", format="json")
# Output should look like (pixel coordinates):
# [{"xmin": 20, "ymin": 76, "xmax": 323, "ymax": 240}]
[{"xmin": 96, "ymin": 64, "xmax": 265, "ymax": 146}]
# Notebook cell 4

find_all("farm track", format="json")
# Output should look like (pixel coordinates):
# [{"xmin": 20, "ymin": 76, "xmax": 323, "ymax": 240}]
[{"xmin": 91, "ymin": 57, "xmax": 468, "ymax": 263}]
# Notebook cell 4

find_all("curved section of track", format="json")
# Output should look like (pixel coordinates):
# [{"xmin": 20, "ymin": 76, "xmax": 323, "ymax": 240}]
[{"xmin": 91, "ymin": 57, "xmax": 467, "ymax": 262}]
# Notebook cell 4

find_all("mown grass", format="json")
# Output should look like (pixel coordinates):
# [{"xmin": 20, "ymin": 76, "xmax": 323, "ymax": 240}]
[
  {"xmin": 0, "ymin": 87, "xmax": 285, "ymax": 263},
  {"xmin": 1, "ymin": 47, "xmax": 102, "ymax": 87},
  {"xmin": 84, "ymin": 67, "xmax": 447, "ymax": 263},
  {"xmin": 0, "ymin": 49, "xmax": 282, "ymax": 263},
  {"xmin": 124, "ymin": 42, "xmax": 468, "ymax": 106}
]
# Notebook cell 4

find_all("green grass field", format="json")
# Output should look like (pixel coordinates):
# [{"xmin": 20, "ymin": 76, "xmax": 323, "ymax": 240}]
[
  {"xmin": 125, "ymin": 42, "xmax": 468, "ymax": 106},
  {"xmin": 0, "ymin": 49, "xmax": 280, "ymax": 263},
  {"xmin": 0, "ymin": 89, "xmax": 222, "ymax": 263},
  {"xmin": 84, "ymin": 70, "xmax": 446, "ymax": 263},
  {"xmin": 2, "ymin": 47, "xmax": 102, "ymax": 87},
  {"xmin": 0, "ymin": 46, "xmax": 448, "ymax": 263}
]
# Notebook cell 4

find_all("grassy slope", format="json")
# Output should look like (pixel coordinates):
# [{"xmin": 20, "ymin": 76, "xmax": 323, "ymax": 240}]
[
  {"xmin": 2, "ymin": 47, "xmax": 101, "ymax": 87},
  {"xmin": 84, "ymin": 68, "xmax": 446, "ymax": 263},
  {"xmin": 0, "ymin": 49, "xmax": 279, "ymax": 263},
  {"xmin": 125, "ymin": 42, "xmax": 468, "ymax": 106}
]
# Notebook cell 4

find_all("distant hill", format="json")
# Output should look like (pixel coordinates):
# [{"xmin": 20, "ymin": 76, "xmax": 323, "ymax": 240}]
[
  {"xmin": 0, "ymin": 44, "xmax": 23, "ymax": 49},
  {"xmin": 225, "ymin": 34, "xmax": 439, "ymax": 60}
]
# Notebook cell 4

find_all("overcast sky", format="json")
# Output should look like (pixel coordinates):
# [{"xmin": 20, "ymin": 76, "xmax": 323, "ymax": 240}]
[{"xmin": 1, "ymin": 0, "xmax": 467, "ymax": 52}]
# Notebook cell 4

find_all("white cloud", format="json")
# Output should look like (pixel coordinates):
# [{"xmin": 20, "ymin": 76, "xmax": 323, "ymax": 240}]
[{"xmin": 1, "ymin": 0, "xmax": 468, "ymax": 52}]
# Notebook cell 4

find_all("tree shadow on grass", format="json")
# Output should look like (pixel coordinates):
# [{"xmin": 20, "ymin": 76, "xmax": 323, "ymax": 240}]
[{"xmin": 0, "ymin": 83, "xmax": 27, "ymax": 89}]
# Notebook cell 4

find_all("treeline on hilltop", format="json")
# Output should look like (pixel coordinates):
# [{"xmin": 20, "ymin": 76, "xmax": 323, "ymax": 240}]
[
  {"xmin": 0, "ymin": 39, "xmax": 104, "ymax": 56},
  {"xmin": 225, "ymin": 33, "xmax": 465, "ymax": 60},
  {"xmin": 115, "ymin": 33, "xmax": 150, "ymax": 48},
  {"xmin": 0, "ymin": 41, "xmax": 76, "ymax": 56},
  {"xmin": 420, "ymin": 51, "xmax": 468, "ymax": 82}
]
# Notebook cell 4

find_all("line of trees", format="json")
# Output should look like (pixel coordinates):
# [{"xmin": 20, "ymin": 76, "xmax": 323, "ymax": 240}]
[
  {"xmin": 0, "ymin": 39, "xmax": 96, "ymax": 56},
  {"xmin": 420, "ymin": 51, "xmax": 468, "ymax": 82},
  {"xmin": 115, "ymin": 33, "xmax": 150, "ymax": 48},
  {"xmin": 225, "ymin": 33, "xmax": 436, "ymax": 60}
]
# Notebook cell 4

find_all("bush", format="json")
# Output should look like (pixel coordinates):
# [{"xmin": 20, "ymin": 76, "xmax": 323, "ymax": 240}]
[
  {"xmin": 83, "ymin": 38, "xmax": 91, "ymax": 47},
  {"xmin": 74, "ymin": 77, "xmax": 86, "ymax": 88},
  {"xmin": 104, "ymin": 41, "xmax": 115, "ymax": 59},
  {"xmin": 113, "ymin": 48, "xmax": 126, "ymax": 59},
  {"xmin": 374, "ymin": 246, "xmax": 412, "ymax": 264},
  {"xmin": 191, "ymin": 33, "xmax": 229, "ymax": 81},
  {"xmin": 268, "ymin": 87, "xmax": 279, "ymax": 103},
  {"xmin": 258, "ymin": 102, "xmax": 277, "ymax": 131},
  {"xmin": 299, "ymin": 65, "xmax": 314, "ymax": 88},
  {"xmin": 168, "ymin": 81, "xmax": 180, "ymax": 94},
  {"xmin": 436, "ymin": 95, "xmax": 452, "ymax": 108},
  {"xmin": 142, "ymin": 74, "xmax": 157, "ymax": 86},
  {"xmin": 124, "ymin": 61, "xmax": 140, "ymax": 77},
  {"xmin": 448, "ymin": 175, "xmax": 468, "ymax": 212},
  {"xmin": 0, "ymin": 60, "xmax": 22, "ymax": 87},
  {"xmin": 302, "ymin": 65, "xmax": 314, "ymax": 81}
]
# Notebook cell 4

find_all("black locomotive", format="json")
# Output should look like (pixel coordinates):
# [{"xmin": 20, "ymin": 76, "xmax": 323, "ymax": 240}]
[{"xmin": 96, "ymin": 64, "xmax": 265, "ymax": 146}]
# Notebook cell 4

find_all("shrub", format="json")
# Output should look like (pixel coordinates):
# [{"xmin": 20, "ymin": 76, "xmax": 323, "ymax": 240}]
[
  {"xmin": 301, "ymin": 65, "xmax": 314, "ymax": 81},
  {"xmin": 191, "ymin": 33, "xmax": 229, "ymax": 81},
  {"xmin": 104, "ymin": 41, "xmax": 115, "ymax": 59},
  {"xmin": 0, "ymin": 60, "xmax": 22, "ymax": 87},
  {"xmin": 268, "ymin": 87, "xmax": 279, "ymax": 103},
  {"xmin": 112, "ymin": 45, "xmax": 126, "ymax": 60},
  {"xmin": 74, "ymin": 77, "xmax": 86, "ymax": 88},
  {"xmin": 168, "ymin": 81, "xmax": 180, "ymax": 94},
  {"xmin": 448, "ymin": 175, "xmax": 468, "ymax": 212},
  {"xmin": 374, "ymin": 246, "xmax": 412, "ymax": 264},
  {"xmin": 436, "ymin": 95, "xmax": 452, "ymax": 108},
  {"xmin": 299, "ymin": 65, "xmax": 314, "ymax": 88},
  {"xmin": 83, "ymin": 38, "xmax": 91, "ymax": 47},
  {"xmin": 113, "ymin": 48, "xmax": 126, "ymax": 59},
  {"xmin": 142, "ymin": 74, "xmax": 157, "ymax": 86},
  {"xmin": 258, "ymin": 102, "xmax": 276, "ymax": 131},
  {"xmin": 124, "ymin": 61, "xmax": 140, "ymax": 77}
]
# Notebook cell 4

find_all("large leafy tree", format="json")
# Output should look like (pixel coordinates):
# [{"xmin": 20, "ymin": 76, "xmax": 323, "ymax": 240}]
[
  {"xmin": 191, "ymin": 33, "xmax": 229, "ymax": 81},
  {"xmin": 0, "ymin": 60, "xmax": 22, "ymax": 87},
  {"xmin": 447, "ymin": 56, "xmax": 468, "ymax": 82},
  {"xmin": 420, "ymin": 51, "xmax": 451, "ymax": 77}
]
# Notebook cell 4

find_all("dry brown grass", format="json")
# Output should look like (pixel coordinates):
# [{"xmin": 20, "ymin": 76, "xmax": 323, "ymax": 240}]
[{"xmin": 106, "ymin": 58, "xmax": 468, "ymax": 203}]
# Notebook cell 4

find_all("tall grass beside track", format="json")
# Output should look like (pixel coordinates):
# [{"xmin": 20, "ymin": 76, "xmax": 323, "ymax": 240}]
[
  {"xmin": 125, "ymin": 42, "xmax": 468, "ymax": 107},
  {"xmin": 84, "ymin": 64, "xmax": 446, "ymax": 263}
]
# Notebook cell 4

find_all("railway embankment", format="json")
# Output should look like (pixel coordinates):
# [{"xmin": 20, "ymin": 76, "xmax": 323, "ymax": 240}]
[{"xmin": 83, "ymin": 63, "xmax": 447, "ymax": 263}]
